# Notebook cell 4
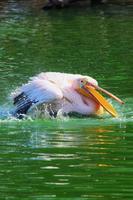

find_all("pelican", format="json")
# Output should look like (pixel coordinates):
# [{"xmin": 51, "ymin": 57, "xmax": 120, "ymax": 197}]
[{"xmin": 11, "ymin": 72, "xmax": 124, "ymax": 118}]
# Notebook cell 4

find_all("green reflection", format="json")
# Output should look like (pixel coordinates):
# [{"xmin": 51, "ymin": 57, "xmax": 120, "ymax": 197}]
[{"xmin": 0, "ymin": 1, "xmax": 133, "ymax": 200}]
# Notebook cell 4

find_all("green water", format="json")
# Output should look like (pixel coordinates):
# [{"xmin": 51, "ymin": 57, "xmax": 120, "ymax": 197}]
[{"xmin": 0, "ymin": 1, "xmax": 133, "ymax": 199}]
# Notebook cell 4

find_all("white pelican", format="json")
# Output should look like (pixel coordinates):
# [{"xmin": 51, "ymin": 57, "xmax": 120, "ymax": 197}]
[{"xmin": 12, "ymin": 72, "xmax": 124, "ymax": 118}]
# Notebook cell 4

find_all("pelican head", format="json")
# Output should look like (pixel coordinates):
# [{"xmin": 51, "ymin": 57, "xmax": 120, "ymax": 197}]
[
  {"xmin": 74, "ymin": 76, "xmax": 124, "ymax": 117},
  {"xmin": 72, "ymin": 76, "xmax": 98, "ymax": 90}
]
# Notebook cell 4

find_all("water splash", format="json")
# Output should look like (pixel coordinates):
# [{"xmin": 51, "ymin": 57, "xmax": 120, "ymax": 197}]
[{"xmin": 0, "ymin": 96, "xmax": 132, "ymax": 128}]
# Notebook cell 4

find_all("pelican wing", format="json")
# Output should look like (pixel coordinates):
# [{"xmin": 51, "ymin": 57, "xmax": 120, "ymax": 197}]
[{"xmin": 13, "ymin": 78, "xmax": 63, "ymax": 117}]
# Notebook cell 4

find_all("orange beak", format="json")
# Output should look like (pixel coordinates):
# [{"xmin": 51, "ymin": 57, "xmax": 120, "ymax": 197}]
[{"xmin": 77, "ymin": 82, "xmax": 124, "ymax": 118}]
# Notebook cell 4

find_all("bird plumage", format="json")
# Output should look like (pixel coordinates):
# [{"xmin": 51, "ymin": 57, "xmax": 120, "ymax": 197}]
[{"xmin": 12, "ymin": 72, "xmax": 101, "ymax": 118}]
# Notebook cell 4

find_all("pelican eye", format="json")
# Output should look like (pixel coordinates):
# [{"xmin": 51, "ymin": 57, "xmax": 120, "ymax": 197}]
[{"xmin": 80, "ymin": 79, "xmax": 87, "ymax": 88}]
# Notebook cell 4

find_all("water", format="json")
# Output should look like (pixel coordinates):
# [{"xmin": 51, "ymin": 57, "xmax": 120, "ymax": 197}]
[{"xmin": 0, "ymin": 1, "xmax": 133, "ymax": 199}]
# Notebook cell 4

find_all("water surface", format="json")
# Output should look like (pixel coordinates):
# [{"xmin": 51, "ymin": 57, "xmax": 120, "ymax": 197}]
[{"xmin": 0, "ymin": 1, "xmax": 133, "ymax": 199}]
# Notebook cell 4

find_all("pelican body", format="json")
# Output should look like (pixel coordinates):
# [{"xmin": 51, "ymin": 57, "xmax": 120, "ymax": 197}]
[{"xmin": 12, "ymin": 72, "xmax": 124, "ymax": 118}]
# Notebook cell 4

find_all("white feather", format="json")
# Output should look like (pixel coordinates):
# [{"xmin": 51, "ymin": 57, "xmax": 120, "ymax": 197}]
[
  {"xmin": 20, "ymin": 78, "xmax": 63, "ymax": 104},
  {"xmin": 12, "ymin": 72, "xmax": 99, "ymax": 117}
]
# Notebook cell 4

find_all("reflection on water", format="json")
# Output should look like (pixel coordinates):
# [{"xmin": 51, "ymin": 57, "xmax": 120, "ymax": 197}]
[
  {"xmin": 0, "ymin": 0, "xmax": 133, "ymax": 199},
  {"xmin": 0, "ymin": 119, "xmax": 133, "ymax": 199}
]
